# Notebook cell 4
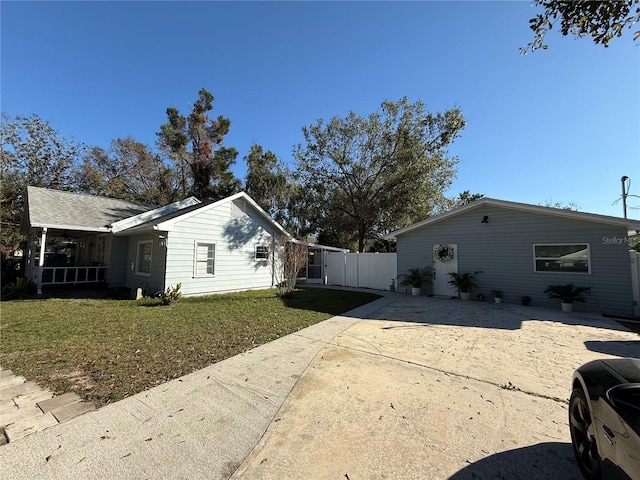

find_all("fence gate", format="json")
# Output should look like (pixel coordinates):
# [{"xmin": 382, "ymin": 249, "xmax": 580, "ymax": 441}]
[{"xmin": 325, "ymin": 252, "xmax": 397, "ymax": 291}]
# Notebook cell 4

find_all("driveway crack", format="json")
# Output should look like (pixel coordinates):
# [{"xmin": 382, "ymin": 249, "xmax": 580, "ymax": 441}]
[{"xmin": 328, "ymin": 343, "xmax": 569, "ymax": 405}]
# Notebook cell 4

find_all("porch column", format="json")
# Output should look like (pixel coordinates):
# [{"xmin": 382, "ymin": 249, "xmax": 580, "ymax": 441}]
[
  {"xmin": 322, "ymin": 249, "xmax": 327, "ymax": 285},
  {"xmin": 37, "ymin": 227, "xmax": 47, "ymax": 294}
]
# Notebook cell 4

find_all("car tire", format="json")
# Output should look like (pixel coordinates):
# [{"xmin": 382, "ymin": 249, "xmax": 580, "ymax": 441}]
[{"xmin": 569, "ymin": 386, "xmax": 602, "ymax": 480}]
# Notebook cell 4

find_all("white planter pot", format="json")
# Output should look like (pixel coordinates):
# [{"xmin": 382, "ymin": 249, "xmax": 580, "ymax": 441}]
[
  {"xmin": 411, "ymin": 287, "xmax": 421, "ymax": 296},
  {"xmin": 561, "ymin": 302, "xmax": 573, "ymax": 312},
  {"xmin": 460, "ymin": 292, "xmax": 471, "ymax": 301},
  {"xmin": 494, "ymin": 297, "xmax": 502, "ymax": 304}
]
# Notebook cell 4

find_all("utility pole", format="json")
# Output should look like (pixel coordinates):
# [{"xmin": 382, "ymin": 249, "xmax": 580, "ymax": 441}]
[{"xmin": 621, "ymin": 176, "xmax": 629, "ymax": 219}]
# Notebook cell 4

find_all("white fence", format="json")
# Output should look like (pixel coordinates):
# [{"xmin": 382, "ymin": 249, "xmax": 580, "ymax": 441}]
[{"xmin": 326, "ymin": 252, "xmax": 397, "ymax": 291}]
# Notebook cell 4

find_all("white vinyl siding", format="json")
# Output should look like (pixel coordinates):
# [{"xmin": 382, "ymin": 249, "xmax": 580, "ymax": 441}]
[
  {"xmin": 162, "ymin": 199, "xmax": 280, "ymax": 296},
  {"xmin": 136, "ymin": 240, "xmax": 152, "ymax": 276},
  {"xmin": 534, "ymin": 244, "xmax": 590, "ymax": 274},
  {"xmin": 194, "ymin": 243, "xmax": 215, "ymax": 277}
]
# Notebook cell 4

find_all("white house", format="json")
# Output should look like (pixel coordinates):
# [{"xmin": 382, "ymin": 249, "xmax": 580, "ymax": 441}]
[{"xmin": 21, "ymin": 187, "xmax": 290, "ymax": 296}]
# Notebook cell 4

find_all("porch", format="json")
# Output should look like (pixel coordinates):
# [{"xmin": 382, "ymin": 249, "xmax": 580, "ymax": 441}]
[
  {"xmin": 38, "ymin": 264, "xmax": 107, "ymax": 286},
  {"xmin": 24, "ymin": 227, "xmax": 109, "ymax": 294}
]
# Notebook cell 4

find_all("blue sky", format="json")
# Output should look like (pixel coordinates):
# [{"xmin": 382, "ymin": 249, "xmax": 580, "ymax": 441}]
[{"xmin": 2, "ymin": 1, "xmax": 639, "ymax": 219}]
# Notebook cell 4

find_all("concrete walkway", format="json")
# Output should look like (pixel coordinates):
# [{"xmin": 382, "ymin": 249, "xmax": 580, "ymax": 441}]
[
  {"xmin": 0, "ymin": 369, "xmax": 95, "ymax": 444},
  {"xmin": 0, "ymin": 292, "xmax": 400, "ymax": 479},
  {"xmin": 1, "ymin": 291, "xmax": 637, "ymax": 479}
]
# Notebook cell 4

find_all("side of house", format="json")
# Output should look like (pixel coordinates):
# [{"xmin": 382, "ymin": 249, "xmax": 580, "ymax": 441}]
[
  {"xmin": 118, "ymin": 194, "xmax": 287, "ymax": 297},
  {"xmin": 160, "ymin": 197, "xmax": 281, "ymax": 296},
  {"xmin": 392, "ymin": 201, "xmax": 639, "ymax": 316}
]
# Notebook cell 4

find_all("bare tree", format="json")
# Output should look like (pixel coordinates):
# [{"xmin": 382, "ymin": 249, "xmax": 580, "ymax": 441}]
[{"xmin": 272, "ymin": 236, "xmax": 308, "ymax": 297}]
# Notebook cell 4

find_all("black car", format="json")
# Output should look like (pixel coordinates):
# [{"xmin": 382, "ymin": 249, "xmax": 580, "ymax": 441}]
[{"xmin": 570, "ymin": 358, "xmax": 640, "ymax": 480}]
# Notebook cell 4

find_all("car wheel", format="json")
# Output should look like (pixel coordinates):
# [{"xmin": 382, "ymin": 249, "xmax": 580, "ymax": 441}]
[{"xmin": 569, "ymin": 386, "xmax": 602, "ymax": 480}]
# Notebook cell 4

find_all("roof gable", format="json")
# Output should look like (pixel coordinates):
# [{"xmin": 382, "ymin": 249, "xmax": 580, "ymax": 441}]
[
  {"xmin": 118, "ymin": 192, "xmax": 290, "ymax": 237},
  {"xmin": 386, "ymin": 198, "xmax": 640, "ymax": 239},
  {"xmin": 23, "ymin": 186, "xmax": 155, "ymax": 232}
]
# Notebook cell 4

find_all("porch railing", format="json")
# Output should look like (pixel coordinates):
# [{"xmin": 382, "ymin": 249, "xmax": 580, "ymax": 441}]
[{"xmin": 39, "ymin": 266, "xmax": 107, "ymax": 285}]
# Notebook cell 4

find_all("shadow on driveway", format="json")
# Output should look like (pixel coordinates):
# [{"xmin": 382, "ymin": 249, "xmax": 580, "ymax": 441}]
[
  {"xmin": 448, "ymin": 442, "xmax": 582, "ymax": 480},
  {"xmin": 370, "ymin": 294, "xmax": 636, "ymax": 335},
  {"xmin": 584, "ymin": 340, "xmax": 640, "ymax": 357}
]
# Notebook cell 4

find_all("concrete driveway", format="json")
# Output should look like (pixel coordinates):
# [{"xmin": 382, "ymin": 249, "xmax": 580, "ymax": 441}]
[
  {"xmin": 1, "ymin": 292, "xmax": 638, "ymax": 479},
  {"xmin": 232, "ymin": 296, "xmax": 639, "ymax": 480}
]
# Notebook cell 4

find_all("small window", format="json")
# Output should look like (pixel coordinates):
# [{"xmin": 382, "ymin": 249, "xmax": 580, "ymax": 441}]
[
  {"xmin": 256, "ymin": 245, "xmax": 269, "ymax": 260},
  {"xmin": 136, "ymin": 240, "xmax": 153, "ymax": 276},
  {"xmin": 195, "ymin": 243, "xmax": 215, "ymax": 276},
  {"xmin": 534, "ymin": 244, "xmax": 590, "ymax": 273}
]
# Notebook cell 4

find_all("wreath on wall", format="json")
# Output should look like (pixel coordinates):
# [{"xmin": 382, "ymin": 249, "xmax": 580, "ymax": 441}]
[{"xmin": 435, "ymin": 244, "xmax": 454, "ymax": 262}]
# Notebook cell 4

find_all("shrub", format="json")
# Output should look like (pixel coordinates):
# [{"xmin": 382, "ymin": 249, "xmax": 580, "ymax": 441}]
[
  {"xmin": 159, "ymin": 283, "xmax": 182, "ymax": 305},
  {"xmin": 1, "ymin": 277, "xmax": 31, "ymax": 300},
  {"xmin": 398, "ymin": 267, "xmax": 432, "ymax": 288}
]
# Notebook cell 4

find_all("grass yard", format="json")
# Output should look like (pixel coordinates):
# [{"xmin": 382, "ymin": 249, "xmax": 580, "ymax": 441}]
[{"xmin": 0, "ymin": 288, "xmax": 380, "ymax": 406}]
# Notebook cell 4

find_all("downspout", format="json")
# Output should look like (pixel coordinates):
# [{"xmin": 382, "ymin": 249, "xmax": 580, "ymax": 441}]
[{"xmin": 37, "ymin": 227, "xmax": 47, "ymax": 294}]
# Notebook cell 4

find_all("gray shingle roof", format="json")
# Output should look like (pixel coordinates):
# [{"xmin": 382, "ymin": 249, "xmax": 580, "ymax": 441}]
[{"xmin": 24, "ymin": 186, "xmax": 155, "ymax": 230}]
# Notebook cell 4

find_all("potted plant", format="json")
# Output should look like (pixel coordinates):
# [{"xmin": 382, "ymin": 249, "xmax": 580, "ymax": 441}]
[
  {"xmin": 447, "ymin": 271, "xmax": 482, "ymax": 301},
  {"xmin": 544, "ymin": 284, "xmax": 591, "ymax": 312},
  {"xmin": 398, "ymin": 267, "xmax": 432, "ymax": 296},
  {"xmin": 491, "ymin": 289, "xmax": 504, "ymax": 304},
  {"xmin": 520, "ymin": 296, "xmax": 531, "ymax": 306}
]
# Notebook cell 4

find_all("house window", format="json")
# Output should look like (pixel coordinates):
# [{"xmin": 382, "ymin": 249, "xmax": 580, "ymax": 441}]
[
  {"xmin": 195, "ymin": 243, "xmax": 215, "ymax": 276},
  {"xmin": 136, "ymin": 240, "xmax": 153, "ymax": 276},
  {"xmin": 534, "ymin": 244, "xmax": 590, "ymax": 273},
  {"xmin": 256, "ymin": 245, "xmax": 269, "ymax": 260}
]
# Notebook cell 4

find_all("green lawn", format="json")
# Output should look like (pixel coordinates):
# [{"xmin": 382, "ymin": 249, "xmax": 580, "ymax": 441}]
[{"xmin": 0, "ymin": 288, "xmax": 379, "ymax": 406}]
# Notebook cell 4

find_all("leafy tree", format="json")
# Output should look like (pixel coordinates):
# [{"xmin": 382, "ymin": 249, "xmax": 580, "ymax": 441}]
[
  {"xmin": 278, "ymin": 182, "xmax": 318, "ymax": 238},
  {"xmin": 244, "ymin": 143, "xmax": 291, "ymax": 224},
  {"xmin": 455, "ymin": 190, "xmax": 484, "ymax": 206},
  {"xmin": 293, "ymin": 97, "xmax": 466, "ymax": 252},
  {"xmin": 77, "ymin": 137, "xmax": 179, "ymax": 205},
  {"xmin": 435, "ymin": 190, "xmax": 485, "ymax": 213},
  {"xmin": 543, "ymin": 199, "xmax": 580, "ymax": 211},
  {"xmin": 0, "ymin": 114, "xmax": 84, "ymax": 249},
  {"xmin": 157, "ymin": 88, "xmax": 241, "ymax": 201},
  {"xmin": 522, "ymin": 0, "xmax": 640, "ymax": 53}
]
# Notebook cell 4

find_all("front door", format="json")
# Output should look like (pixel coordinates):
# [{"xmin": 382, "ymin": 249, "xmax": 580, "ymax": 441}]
[{"xmin": 432, "ymin": 244, "xmax": 458, "ymax": 296}]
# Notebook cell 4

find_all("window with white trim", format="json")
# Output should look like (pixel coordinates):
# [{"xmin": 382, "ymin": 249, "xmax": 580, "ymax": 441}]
[
  {"xmin": 195, "ymin": 243, "xmax": 215, "ymax": 276},
  {"xmin": 255, "ymin": 245, "xmax": 269, "ymax": 260},
  {"xmin": 136, "ymin": 240, "xmax": 153, "ymax": 276},
  {"xmin": 533, "ymin": 244, "xmax": 590, "ymax": 273}
]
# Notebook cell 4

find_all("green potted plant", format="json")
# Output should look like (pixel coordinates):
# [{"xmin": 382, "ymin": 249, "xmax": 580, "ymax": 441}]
[
  {"xmin": 398, "ymin": 267, "xmax": 432, "ymax": 296},
  {"xmin": 491, "ymin": 289, "xmax": 504, "ymax": 304},
  {"xmin": 447, "ymin": 271, "xmax": 482, "ymax": 301},
  {"xmin": 544, "ymin": 284, "xmax": 591, "ymax": 312}
]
